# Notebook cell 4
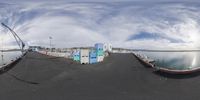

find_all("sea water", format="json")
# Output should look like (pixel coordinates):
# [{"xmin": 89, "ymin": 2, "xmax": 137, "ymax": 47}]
[
  {"xmin": 137, "ymin": 51, "xmax": 200, "ymax": 70},
  {"xmin": 0, "ymin": 51, "xmax": 22, "ymax": 67}
]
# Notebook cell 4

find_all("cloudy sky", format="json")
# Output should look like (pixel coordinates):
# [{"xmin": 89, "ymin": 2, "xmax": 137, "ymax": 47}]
[{"xmin": 0, "ymin": 0, "xmax": 200, "ymax": 50}]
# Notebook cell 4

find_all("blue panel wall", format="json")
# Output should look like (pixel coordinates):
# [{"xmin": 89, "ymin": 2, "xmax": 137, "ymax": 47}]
[
  {"xmin": 95, "ymin": 43, "xmax": 103, "ymax": 51},
  {"xmin": 73, "ymin": 56, "xmax": 80, "ymax": 61},
  {"xmin": 89, "ymin": 57, "xmax": 97, "ymax": 64},
  {"xmin": 96, "ymin": 50, "xmax": 104, "ymax": 56},
  {"xmin": 90, "ymin": 51, "xmax": 97, "ymax": 57},
  {"xmin": 73, "ymin": 51, "xmax": 80, "ymax": 61},
  {"xmin": 89, "ymin": 51, "xmax": 97, "ymax": 64},
  {"xmin": 73, "ymin": 51, "xmax": 80, "ymax": 55}
]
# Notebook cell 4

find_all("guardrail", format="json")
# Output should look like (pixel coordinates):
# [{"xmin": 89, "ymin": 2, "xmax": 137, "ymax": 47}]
[
  {"xmin": 132, "ymin": 53, "xmax": 155, "ymax": 68},
  {"xmin": 0, "ymin": 51, "xmax": 27, "ymax": 72},
  {"xmin": 37, "ymin": 51, "xmax": 72, "ymax": 58}
]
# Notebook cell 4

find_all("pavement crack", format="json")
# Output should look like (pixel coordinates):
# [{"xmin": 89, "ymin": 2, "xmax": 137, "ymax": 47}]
[{"xmin": 6, "ymin": 72, "xmax": 39, "ymax": 85}]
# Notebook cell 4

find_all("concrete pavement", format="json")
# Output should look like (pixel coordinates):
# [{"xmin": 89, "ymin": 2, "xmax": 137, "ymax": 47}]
[{"xmin": 0, "ymin": 52, "xmax": 200, "ymax": 100}]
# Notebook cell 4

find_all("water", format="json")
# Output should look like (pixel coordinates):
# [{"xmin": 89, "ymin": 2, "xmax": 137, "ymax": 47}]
[
  {"xmin": 0, "ymin": 51, "xmax": 22, "ymax": 67},
  {"xmin": 137, "ymin": 51, "xmax": 200, "ymax": 70}
]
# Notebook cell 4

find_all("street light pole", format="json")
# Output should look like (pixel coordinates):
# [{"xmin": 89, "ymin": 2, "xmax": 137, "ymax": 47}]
[{"xmin": 49, "ymin": 36, "xmax": 52, "ymax": 52}]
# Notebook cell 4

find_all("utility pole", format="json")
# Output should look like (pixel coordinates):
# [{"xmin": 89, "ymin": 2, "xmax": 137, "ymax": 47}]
[{"xmin": 49, "ymin": 36, "xmax": 52, "ymax": 52}]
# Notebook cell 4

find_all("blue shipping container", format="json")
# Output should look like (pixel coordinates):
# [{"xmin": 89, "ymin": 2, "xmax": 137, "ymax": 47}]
[
  {"xmin": 95, "ymin": 43, "xmax": 103, "ymax": 51},
  {"xmin": 73, "ymin": 51, "xmax": 80, "ymax": 61},
  {"xmin": 89, "ymin": 51, "xmax": 97, "ymax": 64},
  {"xmin": 96, "ymin": 50, "xmax": 104, "ymax": 56}
]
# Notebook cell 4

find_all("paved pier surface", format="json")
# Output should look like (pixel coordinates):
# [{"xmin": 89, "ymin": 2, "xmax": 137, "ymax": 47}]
[{"xmin": 0, "ymin": 52, "xmax": 200, "ymax": 100}]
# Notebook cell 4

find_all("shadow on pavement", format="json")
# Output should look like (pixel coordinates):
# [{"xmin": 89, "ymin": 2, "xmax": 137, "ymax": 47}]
[
  {"xmin": 153, "ymin": 71, "xmax": 200, "ymax": 79},
  {"xmin": 0, "ymin": 58, "xmax": 22, "ymax": 75}
]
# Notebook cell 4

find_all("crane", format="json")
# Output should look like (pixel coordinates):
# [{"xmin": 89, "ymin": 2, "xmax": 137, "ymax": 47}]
[{"xmin": 1, "ymin": 23, "xmax": 25, "ymax": 53}]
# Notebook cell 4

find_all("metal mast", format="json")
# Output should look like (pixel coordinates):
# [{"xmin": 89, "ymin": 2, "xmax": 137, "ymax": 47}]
[{"xmin": 1, "ymin": 23, "xmax": 25, "ymax": 53}]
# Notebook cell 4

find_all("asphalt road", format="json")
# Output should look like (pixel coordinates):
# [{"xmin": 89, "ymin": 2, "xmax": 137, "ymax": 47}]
[{"xmin": 0, "ymin": 52, "xmax": 200, "ymax": 100}]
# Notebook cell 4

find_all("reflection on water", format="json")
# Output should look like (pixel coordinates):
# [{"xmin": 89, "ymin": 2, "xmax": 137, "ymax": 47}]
[
  {"xmin": 137, "ymin": 51, "xmax": 200, "ymax": 70},
  {"xmin": 0, "ymin": 51, "xmax": 22, "ymax": 67}
]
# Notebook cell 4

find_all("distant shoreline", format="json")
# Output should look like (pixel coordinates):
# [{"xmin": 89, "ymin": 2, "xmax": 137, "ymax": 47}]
[
  {"xmin": 112, "ymin": 48, "xmax": 200, "ymax": 52},
  {"xmin": 0, "ymin": 49, "xmax": 21, "ymax": 52},
  {"xmin": 131, "ymin": 50, "xmax": 200, "ymax": 52}
]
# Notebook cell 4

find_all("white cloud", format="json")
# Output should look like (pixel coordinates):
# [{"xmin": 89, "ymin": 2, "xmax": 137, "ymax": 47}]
[{"xmin": 1, "ymin": 2, "xmax": 200, "ymax": 50}]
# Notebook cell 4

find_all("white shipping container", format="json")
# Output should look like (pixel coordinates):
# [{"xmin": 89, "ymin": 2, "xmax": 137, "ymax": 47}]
[
  {"xmin": 97, "ymin": 56, "xmax": 104, "ymax": 62},
  {"xmin": 80, "ymin": 49, "xmax": 89, "ymax": 64},
  {"xmin": 108, "ymin": 43, "xmax": 112, "ymax": 52},
  {"xmin": 103, "ymin": 43, "xmax": 107, "ymax": 52},
  {"xmin": 103, "ymin": 43, "xmax": 112, "ymax": 52}
]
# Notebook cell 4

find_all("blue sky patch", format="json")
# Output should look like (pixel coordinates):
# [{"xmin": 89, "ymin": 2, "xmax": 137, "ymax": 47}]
[
  {"xmin": 127, "ymin": 32, "xmax": 159, "ymax": 40},
  {"xmin": 127, "ymin": 31, "xmax": 185, "ymax": 43}
]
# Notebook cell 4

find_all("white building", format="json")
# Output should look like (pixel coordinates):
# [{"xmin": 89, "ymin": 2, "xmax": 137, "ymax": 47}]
[{"xmin": 80, "ymin": 49, "xmax": 89, "ymax": 64}]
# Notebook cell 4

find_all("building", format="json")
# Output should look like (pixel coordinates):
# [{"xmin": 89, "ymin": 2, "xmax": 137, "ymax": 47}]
[
  {"xmin": 28, "ymin": 46, "xmax": 42, "ymax": 52},
  {"xmin": 80, "ymin": 49, "xmax": 89, "ymax": 64}
]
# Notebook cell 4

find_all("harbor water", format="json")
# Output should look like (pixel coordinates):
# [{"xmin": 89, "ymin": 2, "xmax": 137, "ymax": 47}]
[
  {"xmin": 0, "ymin": 51, "xmax": 22, "ymax": 68},
  {"xmin": 137, "ymin": 51, "xmax": 200, "ymax": 70}
]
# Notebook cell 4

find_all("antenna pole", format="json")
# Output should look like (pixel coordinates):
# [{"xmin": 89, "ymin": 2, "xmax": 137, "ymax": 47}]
[{"xmin": 1, "ymin": 38, "xmax": 3, "ymax": 65}]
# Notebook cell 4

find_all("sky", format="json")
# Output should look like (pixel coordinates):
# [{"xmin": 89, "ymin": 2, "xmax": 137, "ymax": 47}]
[{"xmin": 0, "ymin": 0, "xmax": 200, "ymax": 50}]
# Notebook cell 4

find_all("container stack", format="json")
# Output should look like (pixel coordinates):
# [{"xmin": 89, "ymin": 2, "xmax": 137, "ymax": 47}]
[
  {"xmin": 80, "ymin": 49, "xmax": 89, "ymax": 64},
  {"xmin": 73, "ymin": 50, "xmax": 80, "ymax": 62},
  {"xmin": 72, "ymin": 43, "xmax": 110, "ymax": 64},
  {"xmin": 95, "ymin": 43, "xmax": 104, "ymax": 62},
  {"xmin": 89, "ymin": 50, "xmax": 97, "ymax": 64}
]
